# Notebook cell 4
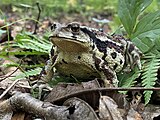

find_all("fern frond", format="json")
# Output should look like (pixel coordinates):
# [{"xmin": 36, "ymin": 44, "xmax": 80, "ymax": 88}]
[
  {"xmin": 0, "ymin": 51, "xmax": 47, "ymax": 56},
  {"xmin": 118, "ymin": 67, "xmax": 140, "ymax": 94},
  {"xmin": 2, "ymin": 63, "xmax": 44, "ymax": 68},
  {"xmin": 141, "ymin": 56, "xmax": 160, "ymax": 104},
  {"xmin": 24, "ymin": 67, "xmax": 42, "ymax": 77},
  {"xmin": 13, "ymin": 39, "xmax": 51, "ymax": 53},
  {"xmin": 13, "ymin": 33, "xmax": 52, "ymax": 53},
  {"xmin": 118, "ymin": 67, "xmax": 140, "ymax": 87},
  {"xmin": 12, "ymin": 67, "xmax": 42, "ymax": 80}
]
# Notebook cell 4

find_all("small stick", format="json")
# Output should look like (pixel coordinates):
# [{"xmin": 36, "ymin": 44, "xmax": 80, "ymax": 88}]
[
  {"xmin": 52, "ymin": 87, "xmax": 160, "ymax": 102},
  {"xmin": 0, "ymin": 67, "xmax": 19, "ymax": 81},
  {"xmin": 0, "ymin": 79, "xmax": 20, "ymax": 99},
  {"xmin": 33, "ymin": 2, "xmax": 41, "ymax": 34},
  {"xmin": 0, "ymin": 60, "xmax": 23, "ymax": 81}
]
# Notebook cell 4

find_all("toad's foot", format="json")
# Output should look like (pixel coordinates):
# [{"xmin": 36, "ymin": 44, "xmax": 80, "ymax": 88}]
[{"xmin": 32, "ymin": 80, "xmax": 52, "ymax": 99}]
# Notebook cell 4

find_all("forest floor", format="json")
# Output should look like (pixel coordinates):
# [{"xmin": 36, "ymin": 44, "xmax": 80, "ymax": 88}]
[{"xmin": 0, "ymin": 2, "xmax": 160, "ymax": 120}]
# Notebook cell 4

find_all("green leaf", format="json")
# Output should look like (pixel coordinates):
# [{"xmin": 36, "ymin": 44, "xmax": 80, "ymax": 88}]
[
  {"xmin": 132, "ymin": 37, "xmax": 155, "ymax": 53},
  {"xmin": 14, "ymin": 33, "xmax": 52, "ymax": 53},
  {"xmin": 131, "ymin": 11, "xmax": 160, "ymax": 53},
  {"xmin": 0, "ymin": 51, "xmax": 47, "ymax": 56},
  {"xmin": 16, "ymin": 39, "xmax": 51, "ymax": 53},
  {"xmin": 2, "ymin": 63, "xmax": 44, "ymax": 68},
  {"xmin": 118, "ymin": 0, "xmax": 152, "ymax": 36},
  {"xmin": 131, "ymin": 11, "xmax": 160, "ymax": 39},
  {"xmin": 141, "ymin": 57, "xmax": 160, "ymax": 104},
  {"xmin": 144, "ymin": 91, "xmax": 153, "ymax": 105},
  {"xmin": 154, "ymin": 37, "xmax": 160, "ymax": 51},
  {"xmin": 12, "ymin": 67, "xmax": 42, "ymax": 80},
  {"xmin": 118, "ymin": 67, "xmax": 140, "ymax": 94},
  {"xmin": 118, "ymin": 67, "xmax": 140, "ymax": 87}
]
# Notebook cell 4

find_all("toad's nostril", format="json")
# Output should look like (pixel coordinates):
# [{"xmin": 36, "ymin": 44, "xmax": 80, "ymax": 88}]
[
  {"xmin": 67, "ymin": 22, "xmax": 80, "ymax": 32},
  {"xmin": 71, "ymin": 26, "xmax": 80, "ymax": 32},
  {"xmin": 49, "ymin": 36, "xmax": 53, "ymax": 40}
]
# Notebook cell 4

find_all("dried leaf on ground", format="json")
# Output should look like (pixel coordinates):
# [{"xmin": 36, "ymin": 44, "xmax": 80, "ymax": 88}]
[
  {"xmin": 1, "ymin": 92, "xmax": 100, "ymax": 120},
  {"xmin": 127, "ymin": 108, "xmax": 143, "ymax": 120},
  {"xmin": 11, "ymin": 112, "xmax": 25, "ymax": 120},
  {"xmin": 44, "ymin": 79, "xmax": 100, "ymax": 109},
  {"xmin": 0, "ymin": 100, "xmax": 13, "ymax": 120},
  {"xmin": 142, "ymin": 104, "xmax": 160, "ymax": 120},
  {"xmin": 63, "ymin": 97, "xmax": 99, "ymax": 120},
  {"xmin": 99, "ymin": 96, "xmax": 123, "ymax": 120}
]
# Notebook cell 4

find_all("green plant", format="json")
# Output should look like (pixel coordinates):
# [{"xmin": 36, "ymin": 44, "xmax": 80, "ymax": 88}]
[
  {"xmin": 14, "ymin": 32, "xmax": 52, "ymax": 53},
  {"xmin": 0, "ymin": 31, "xmax": 52, "ymax": 80},
  {"xmin": 117, "ymin": 0, "xmax": 160, "ymax": 104}
]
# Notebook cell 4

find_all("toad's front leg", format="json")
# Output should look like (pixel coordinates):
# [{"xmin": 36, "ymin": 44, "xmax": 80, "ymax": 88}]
[
  {"xmin": 94, "ymin": 56, "xmax": 118, "ymax": 87},
  {"xmin": 32, "ymin": 47, "xmax": 58, "ymax": 99},
  {"xmin": 41, "ymin": 55, "xmax": 58, "ymax": 83},
  {"xmin": 100, "ymin": 65, "xmax": 118, "ymax": 87}
]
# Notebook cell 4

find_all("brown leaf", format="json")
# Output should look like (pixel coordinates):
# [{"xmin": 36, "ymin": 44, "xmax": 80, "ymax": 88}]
[
  {"xmin": 0, "ymin": 100, "xmax": 13, "ymax": 120},
  {"xmin": 44, "ymin": 79, "xmax": 100, "ymax": 109},
  {"xmin": 63, "ymin": 97, "xmax": 99, "ymax": 120},
  {"xmin": 0, "ymin": 20, "xmax": 5, "ymax": 27},
  {"xmin": 105, "ymin": 91, "xmax": 129, "ymax": 109},
  {"xmin": 99, "ymin": 96, "xmax": 123, "ymax": 120},
  {"xmin": 127, "ymin": 108, "xmax": 143, "ymax": 120},
  {"xmin": 142, "ymin": 104, "xmax": 160, "ymax": 120},
  {"xmin": 11, "ymin": 112, "xmax": 25, "ymax": 120},
  {"xmin": 8, "ymin": 92, "xmax": 98, "ymax": 120}
]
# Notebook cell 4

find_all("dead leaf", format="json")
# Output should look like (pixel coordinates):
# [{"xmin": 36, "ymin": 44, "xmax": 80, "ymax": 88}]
[
  {"xmin": 44, "ymin": 79, "xmax": 100, "ymax": 109},
  {"xmin": 127, "ymin": 108, "xmax": 143, "ymax": 120},
  {"xmin": 11, "ymin": 112, "xmax": 25, "ymax": 120},
  {"xmin": 142, "ymin": 104, "xmax": 160, "ymax": 120},
  {"xmin": 63, "ymin": 97, "xmax": 99, "ymax": 120},
  {"xmin": 0, "ymin": 100, "xmax": 13, "ymax": 120},
  {"xmin": 0, "ymin": 20, "xmax": 5, "ymax": 27},
  {"xmin": 99, "ymin": 96, "xmax": 123, "ymax": 120},
  {"xmin": 7, "ymin": 92, "xmax": 98, "ymax": 120}
]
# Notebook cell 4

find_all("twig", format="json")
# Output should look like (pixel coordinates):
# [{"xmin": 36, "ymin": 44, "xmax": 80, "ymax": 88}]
[
  {"xmin": 0, "ymin": 79, "xmax": 20, "ymax": 99},
  {"xmin": 52, "ymin": 87, "xmax": 160, "ymax": 102},
  {"xmin": 0, "ymin": 67, "xmax": 19, "ymax": 81},
  {"xmin": 9, "ymin": 92, "xmax": 70, "ymax": 120},
  {"xmin": 0, "ymin": 60, "xmax": 23, "ymax": 81},
  {"xmin": 33, "ymin": 2, "xmax": 41, "ymax": 34},
  {"xmin": 8, "ymin": 92, "xmax": 100, "ymax": 120}
]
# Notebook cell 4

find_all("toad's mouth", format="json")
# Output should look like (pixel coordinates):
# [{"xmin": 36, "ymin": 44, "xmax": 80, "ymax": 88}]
[{"xmin": 50, "ymin": 36, "xmax": 90, "ymax": 52}]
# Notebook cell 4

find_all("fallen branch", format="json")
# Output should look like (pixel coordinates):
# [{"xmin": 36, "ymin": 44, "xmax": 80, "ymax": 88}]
[
  {"xmin": 0, "ymin": 92, "xmax": 99, "ymax": 120},
  {"xmin": 9, "ymin": 92, "xmax": 70, "ymax": 120}
]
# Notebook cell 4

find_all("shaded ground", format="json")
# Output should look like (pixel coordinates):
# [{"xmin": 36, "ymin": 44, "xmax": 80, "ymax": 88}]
[{"xmin": 0, "ymin": 1, "xmax": 115, "ymax": 34}]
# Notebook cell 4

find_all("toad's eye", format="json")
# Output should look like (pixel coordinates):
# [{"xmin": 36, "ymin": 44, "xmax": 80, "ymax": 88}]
[{"xmin": 51, "ymin": 23, "xmax": 57, "ymax": 30}]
